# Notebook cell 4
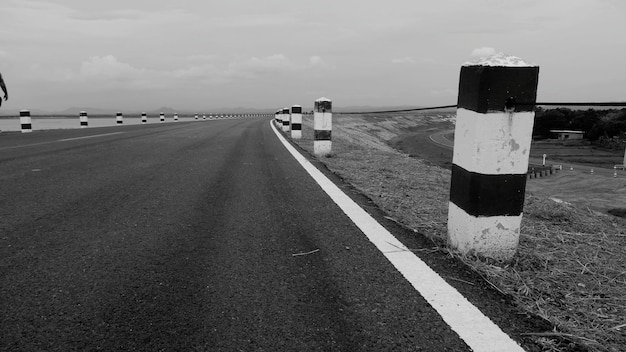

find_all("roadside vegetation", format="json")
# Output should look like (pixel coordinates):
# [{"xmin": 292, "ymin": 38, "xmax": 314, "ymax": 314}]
[
  {"xmin": 533, "ymin": 108, "xmax": 626, "ymax": 147},
  {"xmin": 290, "ymin": 112, "xmax": 626, "ymax": 352}
]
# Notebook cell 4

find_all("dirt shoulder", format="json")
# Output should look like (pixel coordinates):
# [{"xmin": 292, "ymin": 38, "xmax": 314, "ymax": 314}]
[{"xmin": 288, "ymin": 112, "xmax": 626, "ymax": 352}]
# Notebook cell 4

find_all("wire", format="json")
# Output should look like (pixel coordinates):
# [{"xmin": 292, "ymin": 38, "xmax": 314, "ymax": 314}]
[
  {"xmin": 336, "ymin": 102, "xmax": 626, "ymax": 114},
  {"xmin": 338, "ymin": 104, "xmax": 457, "ymax": 115}
]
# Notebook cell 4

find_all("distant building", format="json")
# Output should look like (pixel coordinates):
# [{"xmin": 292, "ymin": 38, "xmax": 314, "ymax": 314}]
[{"xmin": 549, "ymin": 130, "xmax": 585, "ymax": 140}]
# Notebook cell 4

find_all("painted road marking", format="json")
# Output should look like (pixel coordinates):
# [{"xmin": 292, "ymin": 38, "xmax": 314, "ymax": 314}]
[
  {"xmin": 58, "ymin": 132, "xmax": 124, "ymax": 142},
  {"xmin": 0, "ymin": 132, "xmax": 125, "ymax": 151},
  {"xmin": 270, "ymin": 121, "xmax": 525, "ymax": 352}
]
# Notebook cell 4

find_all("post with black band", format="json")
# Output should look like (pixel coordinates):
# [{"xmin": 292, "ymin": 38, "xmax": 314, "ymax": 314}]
[
  {"xmin": 116, "ymin": 112, "xmax": 123, "ymax": 125},
  {"xmin": 447, "ymin": 54, "xmax": 539, "ymax": 260},
  {"xmin": 314, "ymin": 97, "xmax": 332, "ymax": 156},
  {"xmin": 141, "ymin": 112, "xmax": 147, "ymax": 124},
  {"xmin": 291, "ymin": 105, "xmax": 302, "ymax": 139},
  {"xmin": 79, "ymin": 111, "xmax": 88, "ymax": 128},
  {"xmin": 20, "ymin": 110, "xmax": 32, "ymax": 133},
  {"xmin": 281, "ymin": 107, "xmax": 290, "ymax": 133}
]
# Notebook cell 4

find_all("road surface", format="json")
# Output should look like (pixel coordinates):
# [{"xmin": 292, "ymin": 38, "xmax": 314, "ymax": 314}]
[{"xmin": 0, "ymin": 119, "xmax": 544, "ymax": 351}]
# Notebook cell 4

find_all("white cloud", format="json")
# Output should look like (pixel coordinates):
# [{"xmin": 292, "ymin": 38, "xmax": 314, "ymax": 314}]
[
  {"xmin": 309, "ymin": 56, "xmax": 323, "ymax": 66},
  {"xmin": 80, "ymin": 55, "xmax": 145, "ymax": 79},
  {"xmin": 226, "ymin": 54, "xmax": 304, "ymax": 78},
  {"xmin": 470, "ymin": 47, "xmax": 497, "ymax": 57},
  {"xmin": 391, "ymin": 57, "xmax": 416, "ymax": 64},
  {"xmin": 308, "ymin": 56, "xmax": 334, "ymax": 69}
]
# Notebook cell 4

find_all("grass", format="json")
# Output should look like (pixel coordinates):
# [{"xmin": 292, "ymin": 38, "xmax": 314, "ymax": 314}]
[{"xmin": 287, "ymin": 112, "xmax": 626, "ymax": 352}]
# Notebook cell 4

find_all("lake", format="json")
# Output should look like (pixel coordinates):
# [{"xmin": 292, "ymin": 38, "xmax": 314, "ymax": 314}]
[{"xmin": 0, "ymin": 116, "xmax": 222, "ymax": 132}]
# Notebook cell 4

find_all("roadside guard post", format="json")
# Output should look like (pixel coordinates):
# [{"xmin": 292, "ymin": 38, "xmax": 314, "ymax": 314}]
[
  {"xmin": 448, "ymin": 54, "xmax": 539, "ymax": 260},
  {"xmin": 314, "ymin": 97, "xmax": 332, "ymax": 156},
  {"xmin": 20, "ymin": 110, "xmax": 32, "ymax": 133},
  {"xmin": 174, "ymin": 113, "xmax": 179, "ymax": 121},
  {"xmin": 160, "ymin": 112, "xmax": 165, "ymax": 123},
  {"xmin": 282, "ymin": 107, "xmax": 290, "ymax": 132},
  {"xmin": 116, "ymin": 112, "xmax": 123, "ymax": 124},
  {"xmin": 141, "ymin": 112, "xmax": 147, "ymax": 124},
  {"xmin": 80, "ymin": 111, "xmax": 88, "ymax": 128},
  {"xmin": 291, "ymin": 105, "xmax": 302, "ymax": 139}
]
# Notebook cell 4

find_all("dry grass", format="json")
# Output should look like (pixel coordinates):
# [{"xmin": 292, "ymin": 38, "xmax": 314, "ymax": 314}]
[{"xmin": 287, "ymin": 113, "xmax": 626, "ymax": 352}]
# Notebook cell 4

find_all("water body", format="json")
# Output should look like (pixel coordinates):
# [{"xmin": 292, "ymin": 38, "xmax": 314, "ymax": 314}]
[{"xmin": 0, "ymin": 116, "xmax": 214, "ymax": 132}]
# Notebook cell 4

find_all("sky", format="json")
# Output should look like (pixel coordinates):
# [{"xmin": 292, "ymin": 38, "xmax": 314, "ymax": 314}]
[{"xmin": 1, "ymin": 0, "xmax": 625, "ymax": 113}]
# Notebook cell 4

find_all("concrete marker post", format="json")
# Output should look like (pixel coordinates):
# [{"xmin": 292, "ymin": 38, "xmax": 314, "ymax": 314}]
[
  {"xmin": 281, "ymin": 107, "xmax": 290, "ymax": 132},
  {"xmin": 116, "ymin": 112, "xmax": 123, "ymax": 124},
  {"xmin": 20, "ymin": 110, "xmax": 32, "ymax": 133},
  {"xmin": 160, "ymin": 112, "xmax": 165, "ymax": 123},
  {"xmin": 174, "ymin": 113, "xmax": 178, "ymax": 121},
  {"xmin": 79, "ymin": 111, "xmax": 88, "ymax": 128},
  {"xmin": 314, "ymin": 97, "xmax": 332, "ymax": 156},
  {"xmin": 448, "ymin": 54, "xmax": 539, "ymax": 260},
  {"xmin": 291, "ymin": 105, "xmax": 303, "ymax": 139},
  {"xmin": 141, "ymin": 112, "xmax": 147, "ymax": 124},
  {"xmin": 195, "ymin": 113, "xmax": 198, "ymax": 120}
]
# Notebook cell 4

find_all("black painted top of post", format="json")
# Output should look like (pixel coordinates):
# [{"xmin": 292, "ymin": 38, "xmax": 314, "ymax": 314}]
[
  {"xmin": 314, "ymin": 98, "xmax": 332, "ymax": 113},
  {"xmin": 457, "ymin": 65, "xmax": 539, "ymax": 114},
  {"xmin": 291, "ymin": 105, "xmax": 302, "ymax": 113}
]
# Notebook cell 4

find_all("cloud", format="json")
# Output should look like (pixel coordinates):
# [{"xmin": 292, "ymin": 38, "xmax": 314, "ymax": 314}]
[
  {"xmin": 226, "ymin": 54, "xmax": 321, "ymax": 78},
  {"xmin": 309, "ymin": 56, "xmax": 334, "ymax": 69},
  {"xmin": 470, "ymin": 47, "xmax": 497, "ymax": 57},
  {"xmin": 80, "ymin": 55, "xmax": 145, "ymax": 79},
  {"xmin": 78, "ymin": 55, "xmax": 162, "ymax": 90},
  {"xmin": 391, "ymin": 57, "xmax": 416, "ymax": 64}
]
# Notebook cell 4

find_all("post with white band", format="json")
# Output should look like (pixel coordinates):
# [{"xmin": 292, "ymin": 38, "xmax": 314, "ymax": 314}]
[
  {"xmin": 174, "ymin": 113, "xmax": 178, "ymax": 121},
  {"xmin": 20, "ymin": 110, "xmax": 32, "ymax": 133},
  {"xmin": 291, "ymin": 105, "xmax": 302, "ymax": 139},
  {"xmin": 447, "ymin": 54, "xmax": 539, "ymax": 260},
  {"xmin": 116, "ymin": 112, "xmax": 123, "ymax": 124},
  {"xmin": 79, "ymin": 111, "xmax": 88, "ymax": 128},
  {"xmin": 313, "ymin": 97, "xmax": 332, "ymax": 156},
  {"xmin": 141, "ymin": 112, "xmax": 147, "ymax": 124}
]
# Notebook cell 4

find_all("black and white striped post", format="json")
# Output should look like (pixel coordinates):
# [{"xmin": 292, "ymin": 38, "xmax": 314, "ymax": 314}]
[
  {"xmin": 281, "ymin": 107, "xmax": 290, "ymax": 132},
  {"xmin": 141, "ymin": 112, "xmax": 147, "ymax": 124},
  {"xmin": 116, "ymin": 112, "xmax": 123, "ymax": 124},
  {"xmin": 79, "ymin": 111, "xmax": 88, "ymax": 128},
  {"xmin": 314, "ymin": 97, "xmax": 332, "ymax": 156},
  {"xmin": 448, "ymin": 54, "xmax": 539, "ymax": 260},
  {"xmin": 160, "ymin": 112, "xmax": 165, "ymax": 123},
  {"xmin": 275, "ymin": 110, "xmax": 281, "ymax": 126},
  {"xmin": 195, "ymin": 113, "xmax": 198, "ymax": 120},
  {"xmin": 20, "ymin": 110, "xmax": 32, "ymax": 133},
  {"xmin": 174, "ymin": 113, "xmax": 179, "ymax": 121},
  {"xmin": 203, "ymin": 114, "xmax": 206, "ymax": 120},
  {"xmin": 291, "ymin": 105, "xmax": 302, "ymax": 139}
]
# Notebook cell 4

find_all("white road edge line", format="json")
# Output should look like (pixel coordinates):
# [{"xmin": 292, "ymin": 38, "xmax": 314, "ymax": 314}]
[
  {"xmin": 270, "ymin": 121, "xmax": 525, "ymax": 352},
  {"xmin": 58, "ymin": 132, "xmax": 124, "ymax": 142}
]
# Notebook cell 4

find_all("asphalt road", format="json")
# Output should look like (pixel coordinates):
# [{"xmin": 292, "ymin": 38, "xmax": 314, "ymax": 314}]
[{"xmin": 0, "ymin": 119, "xmax": 478, "ymax": 351}]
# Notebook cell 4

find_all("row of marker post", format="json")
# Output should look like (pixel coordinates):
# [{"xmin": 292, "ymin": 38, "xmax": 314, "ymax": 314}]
[
  {"xmin": 274, "ymin": 97, "xmax": 333, "ymax": 156},
  {"xmin": 16, "ymin": 110, "xmax": 271, "ymax": 133}
]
